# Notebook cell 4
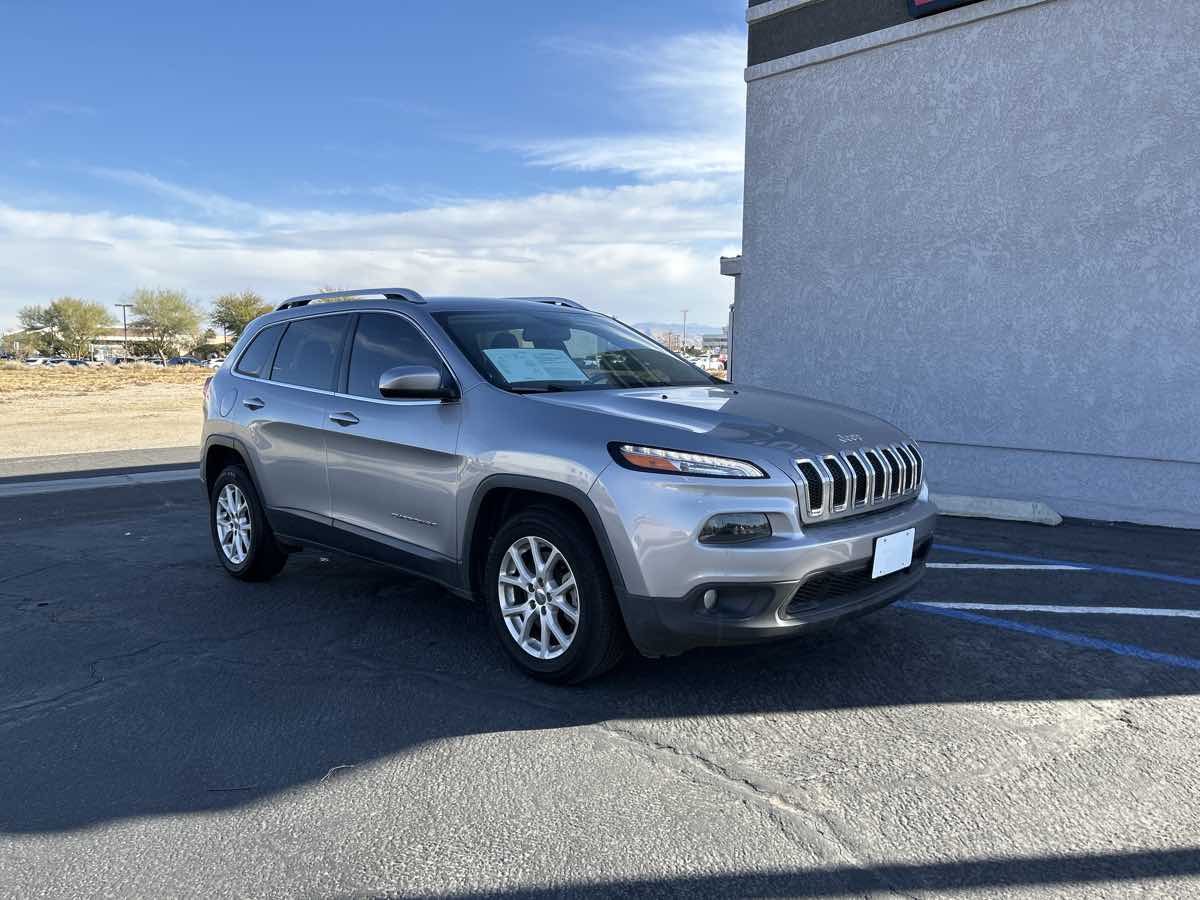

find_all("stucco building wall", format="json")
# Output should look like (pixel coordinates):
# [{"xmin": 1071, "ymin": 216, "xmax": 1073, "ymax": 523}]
[{"xmin": 736, "ymin": 0, "xmax": 1200, "ymax": 527}]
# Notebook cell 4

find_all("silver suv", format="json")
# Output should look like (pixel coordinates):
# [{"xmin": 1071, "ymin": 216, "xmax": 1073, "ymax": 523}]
[{"xmin": 201, "ymin": 288, "xmax": 937, "ymax": 682}]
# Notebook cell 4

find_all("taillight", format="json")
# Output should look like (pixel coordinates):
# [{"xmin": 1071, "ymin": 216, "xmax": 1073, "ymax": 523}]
[{"xmin": 203, "ymin": 376, "xmax": 213, "ymax": 403}]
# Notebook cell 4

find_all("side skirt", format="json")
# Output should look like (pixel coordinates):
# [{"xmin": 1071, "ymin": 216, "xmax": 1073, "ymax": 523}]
[{"xmin": 268, "ymin": 507, "xmax": 470, "ymax": 598}]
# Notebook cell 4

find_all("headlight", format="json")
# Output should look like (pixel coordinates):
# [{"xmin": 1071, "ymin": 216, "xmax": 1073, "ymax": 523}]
[{"xmin": 612, "ymin": 444, "xmax": 767, "ymax": 479}]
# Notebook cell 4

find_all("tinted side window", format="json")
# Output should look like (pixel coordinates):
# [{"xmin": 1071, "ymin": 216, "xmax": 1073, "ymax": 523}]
[
  {"xmin": 347, "ymin": 313, "xmax": 448, "ymax": 399},
  {"xmin": 269, "ymin": 315, "xmax": 348, "ymax": 390},
  {"xmin": 234, "ymin": 325, "xmax": 284, "ymax": 378}
]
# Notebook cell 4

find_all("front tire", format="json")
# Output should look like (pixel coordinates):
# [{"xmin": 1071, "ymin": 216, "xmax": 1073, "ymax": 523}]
[
  {"xmin": 210, "ymin": 465, "xmax": 288, "ymax": 581},
  {"xmin": 484, "ymin": 505, "xmax": 627, "ymax": 684}
]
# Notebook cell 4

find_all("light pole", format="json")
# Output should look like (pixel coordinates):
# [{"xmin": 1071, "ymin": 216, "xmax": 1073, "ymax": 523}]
[
  {"xmin": 680, "ymin": 308, "xmax": 688, "ymax": 353},
  {"xmin": 114, "ymin": 303, "xmax": 133, "ymax": 359}
]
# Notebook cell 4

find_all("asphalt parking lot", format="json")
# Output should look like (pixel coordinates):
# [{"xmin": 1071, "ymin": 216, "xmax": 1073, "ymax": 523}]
[{"xmin": 1, "ymin": 480, "xmax": 1198, "ymax": 899}]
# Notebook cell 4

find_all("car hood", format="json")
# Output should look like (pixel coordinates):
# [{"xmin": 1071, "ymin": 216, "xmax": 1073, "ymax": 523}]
[{"xmin": 534, "ymin": 384, "xmax": 910, "ymax": 472}]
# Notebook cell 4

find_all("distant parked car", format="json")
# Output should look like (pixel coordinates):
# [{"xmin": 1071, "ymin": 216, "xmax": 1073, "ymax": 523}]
[
  {"xmin": 206, "ymin": 357, "xmax": 226, "ymax": 369},
  {"xmin": 63, "ymin": 359, "xmax": 92, "ymax": 368},
  {"xmin": 167, "ymin": 356, "xmax": 205, "ymax": 367}
]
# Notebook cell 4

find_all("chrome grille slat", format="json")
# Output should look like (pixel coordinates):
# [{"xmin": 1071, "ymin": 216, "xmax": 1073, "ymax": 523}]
[
  {"xmin": 824, "ymin": 454, "xmax": 851, "ymax": 512},
  {"xmin": 864, "ymin": 450, "xmax": 886, "ymax": 501},
  {"xmin": 814, "ymin": 457, "xmax": 835, "ymax": 519},
  {"xmin": 892, "ymin": 444, "xmax": 909, "ymax": 493},
  {"xmin": 795, "ymin": 461, "xmax": 824, "ymax": 516},
  {"xmin": 896, "ymin": 444, "xmax": 917, "ymax": 492},
  {"xmin": 855, "ymin": 450, "xmax": 875, "ymax": 507},
  {"xmin": 907, "ymin": 443, "xmax": 924, "ymax": 486},
  {"xmin": 794, "ymin": 441, "xmax": 925, "ymax": 525},
  {"xmin": 845, "ymin": 452, "xmax": 869, "ymax": 507}
]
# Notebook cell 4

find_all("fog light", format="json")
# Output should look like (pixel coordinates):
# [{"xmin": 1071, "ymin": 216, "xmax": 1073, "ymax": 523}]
[
  {"xmin": 699, "ymin": 513, "xmax": 772, "ymax": 545},
  {"xmin": 702, "ymin": 589, "xmax": 718, "ymax": 610}
]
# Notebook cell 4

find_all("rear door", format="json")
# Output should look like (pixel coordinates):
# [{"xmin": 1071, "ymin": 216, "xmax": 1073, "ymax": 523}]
[
  {"xmin": 324, "ymin": 311, "xmax": 463, "ymax": 560},
  {"xmin": 230, "ymin": 313, "xmax": 349, "ymax": 525}
]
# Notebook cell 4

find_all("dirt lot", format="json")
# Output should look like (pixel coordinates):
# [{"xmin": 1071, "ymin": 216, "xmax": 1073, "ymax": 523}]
[{"xmin": 0, "ymin": 364, "xmax": 209, "ymax": 459}]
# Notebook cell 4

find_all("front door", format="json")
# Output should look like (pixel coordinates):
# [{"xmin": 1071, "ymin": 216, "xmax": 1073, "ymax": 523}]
[{"xmin": 324, "ymin": 311, "xmax": 463, "ymax": 561}]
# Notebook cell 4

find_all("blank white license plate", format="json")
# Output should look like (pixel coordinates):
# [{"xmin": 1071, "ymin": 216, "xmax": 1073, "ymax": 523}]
[{"xmin": 872, "ymin": 528, "xmax": 916, "ymax": 579}]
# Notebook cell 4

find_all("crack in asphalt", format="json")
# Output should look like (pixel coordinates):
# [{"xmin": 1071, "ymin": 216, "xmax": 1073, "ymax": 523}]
[
  {"xmin": 0, "ymin": 611, "xmax": 367, "ymax": 727},
  {"xmin": 592, "ymin": 722, "xmax": 916, "ymax": 897},
  {"xmin": 0, "ymin": 563, "xmax": 57, "ymax": 586}
]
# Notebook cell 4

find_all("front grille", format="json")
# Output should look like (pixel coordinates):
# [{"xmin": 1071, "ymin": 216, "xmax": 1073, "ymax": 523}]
[
  {"xmin": 785, "ymin": 538, "xmax": 932, "ymax": 618},
  {"xmin": 794, "ymin": 441, "xmax": 926, "ymax": 524}
]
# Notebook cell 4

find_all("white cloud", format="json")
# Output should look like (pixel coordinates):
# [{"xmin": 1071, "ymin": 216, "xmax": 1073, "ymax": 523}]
[
  {"xmin": 523, "ymin": 137, "xmax": 743, "ymax": 180},
  {"xmin": 0, "ymin": 29, "xmax": 746, "ymax": 329},
  {"xmin": 87, "ymin": 167, "xmax": 266, "ymax": 222},
  {"xmin": 522, "ymin": 31, "xmax": 746, "ymax": 180},
  {"xmin": 0, "ymin": 179, "xmax": 740, "ymax": 325}
]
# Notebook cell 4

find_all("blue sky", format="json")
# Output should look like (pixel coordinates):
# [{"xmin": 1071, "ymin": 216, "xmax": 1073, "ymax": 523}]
[{"xmin": 0, "ymin": 1, "xmax": 746, "ymax": 329}]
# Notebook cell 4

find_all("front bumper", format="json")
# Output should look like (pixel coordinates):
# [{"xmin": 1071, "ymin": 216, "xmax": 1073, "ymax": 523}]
[
  {"xmin": 618, "ymin": 535, "xmax": 930, "ymax": 657},
  {"xmin": 589, "ymin": 465, "xmax": 939, "ymax": 657}
]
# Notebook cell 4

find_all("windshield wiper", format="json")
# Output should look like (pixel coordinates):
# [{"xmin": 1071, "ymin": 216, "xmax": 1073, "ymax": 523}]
[{"xmin": 508, "ymin": 384, "xmax": 569, "ymax": 394}]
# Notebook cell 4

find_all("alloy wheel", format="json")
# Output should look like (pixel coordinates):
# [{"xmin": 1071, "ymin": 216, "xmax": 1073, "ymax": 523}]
[
  {"xmin": 215, "ymin": 483, "xmax": 252, "ymax": 565},
  {"xmin": 497, "ymin": 536, "xmax": 580, "ymax": 660}
]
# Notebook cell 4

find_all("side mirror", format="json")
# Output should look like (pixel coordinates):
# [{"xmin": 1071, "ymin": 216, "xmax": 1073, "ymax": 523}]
[{"xmin": 378, "ymin": 365, "xmax": 458, "ymax": 400}]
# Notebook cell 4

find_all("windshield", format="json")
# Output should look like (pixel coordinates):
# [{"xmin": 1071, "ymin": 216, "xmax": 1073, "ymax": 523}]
[{"xmin": 433, "ymin": 308, "xmax": 720, "ymax": 392}]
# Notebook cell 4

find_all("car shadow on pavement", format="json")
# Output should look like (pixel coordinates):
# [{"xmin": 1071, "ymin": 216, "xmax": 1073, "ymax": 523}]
[
  {"xmin": 369, "ymin": 848, "xmax": 1200, "ymax": 898},
  {"xmin": 0, "ymin": 485, "xmax": 1198, "ymax": 838}
]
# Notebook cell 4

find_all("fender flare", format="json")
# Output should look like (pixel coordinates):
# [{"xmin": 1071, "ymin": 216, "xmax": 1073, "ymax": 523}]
[
  {"xmin": 461, "ymin": 474, "xmax": 628, "ymax": 597},
  {"xmin": 200, "ymin": 434, "xmax": 263, "ymax": 493}
]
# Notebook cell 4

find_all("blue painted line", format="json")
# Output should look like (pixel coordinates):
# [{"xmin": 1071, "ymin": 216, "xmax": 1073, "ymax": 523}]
[
  {"xmin": 933, "ymin": 543, "xmax": 1200, "ymax": 588},
  {"xmin": 898, "ymin": 601, "xmax": 1200, "ymax": 673}
]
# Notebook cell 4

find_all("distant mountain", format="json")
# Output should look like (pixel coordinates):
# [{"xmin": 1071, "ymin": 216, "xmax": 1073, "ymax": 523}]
[{"xmin": 631, "ymin": 321, "xmax": 727, "ymax": 336}]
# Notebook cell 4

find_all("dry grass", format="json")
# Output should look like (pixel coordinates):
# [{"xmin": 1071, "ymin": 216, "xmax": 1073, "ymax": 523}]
[
  {"xmin": 0, "ymin": 364, "xmax": 211, "ymax": 398},
  {"xmin": 0, "ymin": 366, "xmax": 211, "ymax": 459}
]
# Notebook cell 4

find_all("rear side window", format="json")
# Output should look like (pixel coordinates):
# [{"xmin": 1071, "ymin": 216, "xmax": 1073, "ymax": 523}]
[
  {"xmin": 269, "ymin": 315, "xmax": 348, "ymax": 391},
  {"xmin": 234, "ymin": 325, "xmax": 283, "ymax": 378},
  {"xmin": 347, "ymin": 313, "xmax": 448, "ymax": 399}
]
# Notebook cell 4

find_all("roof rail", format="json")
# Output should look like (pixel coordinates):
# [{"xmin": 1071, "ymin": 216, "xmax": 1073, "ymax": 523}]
[
  {"xmin": 505, "ymin": 296, "xmax": 587, "ymax": 310},
  {"xmin": 277, "ymin": 287, "xmax": 425, "ymax": 311}
]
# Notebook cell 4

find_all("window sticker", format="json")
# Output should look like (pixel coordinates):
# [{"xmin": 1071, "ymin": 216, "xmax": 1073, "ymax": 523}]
[{"xmin": 483, "ymin": 348, "xmax": 588, "ymax": 383}]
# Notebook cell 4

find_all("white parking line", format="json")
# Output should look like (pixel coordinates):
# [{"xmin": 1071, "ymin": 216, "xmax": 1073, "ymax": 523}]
[
  {"xmin": 916, "ymin": 602, "xmax": 1200, "ymax": 619},
  {"xmin": 927, "ymin": 563, "xmax": 1090, "ymax": 571}
]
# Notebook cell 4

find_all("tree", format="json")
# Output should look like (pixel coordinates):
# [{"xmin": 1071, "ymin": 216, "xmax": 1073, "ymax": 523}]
[
  {"xmin": 17, "ymin": 298, "xmax": 114, "ymax": 358},
  {"xmin": 129, "ymin": 289, "xmax": 204, "ymax": 361},
  {"xmin": 14, "ymin": 306, "xmax": 52, "ymax": 355},
  {"xmin": 210, "ymin": 290, "xmax": 272, "ymax": 342}
]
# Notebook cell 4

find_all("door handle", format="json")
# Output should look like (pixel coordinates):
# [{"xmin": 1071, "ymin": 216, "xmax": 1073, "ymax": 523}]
[
  {"xmin": 329, "ymin": 411, "xmax": 360, "ymax": 427},
  {"xmin": 243, "ymin": 397, "xmax": 265, "ymax": 411}
]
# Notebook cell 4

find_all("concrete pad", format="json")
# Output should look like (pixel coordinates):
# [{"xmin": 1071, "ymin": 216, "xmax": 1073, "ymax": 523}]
[{"xmin": 932, "ymin": 492, "xmax": 1063, "ymax": 526}]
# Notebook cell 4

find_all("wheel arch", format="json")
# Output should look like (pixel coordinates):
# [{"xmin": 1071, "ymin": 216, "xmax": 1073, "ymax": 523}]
[
  {"xmin": 202, "ymin": 435, "xmax": 260, "ymax": 495},
  {"xmin": 462, "ymin": 475, "xmax": 628, "ymax": 601}
]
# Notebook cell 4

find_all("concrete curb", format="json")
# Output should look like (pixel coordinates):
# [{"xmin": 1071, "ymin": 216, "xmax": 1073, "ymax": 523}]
[
  {"xmin": 931, "ymin": 493, "xmax": 1063, "ymax": 526},
  {"xmin": 0, "ymin": 469, "xmax": 197, "ymax": 499},
  {"xmin": 0, "ymin": 447, "xmax": 197, "ymax": 481}
]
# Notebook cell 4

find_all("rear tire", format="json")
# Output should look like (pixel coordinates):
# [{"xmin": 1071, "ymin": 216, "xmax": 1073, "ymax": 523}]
[
  {"xmin": 484, "ymin": 505, "xmax": 627, "ymax": 684},
  {"xmin": 210, "ymin": 465, "xmax": 288, "ymax": 581}
]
